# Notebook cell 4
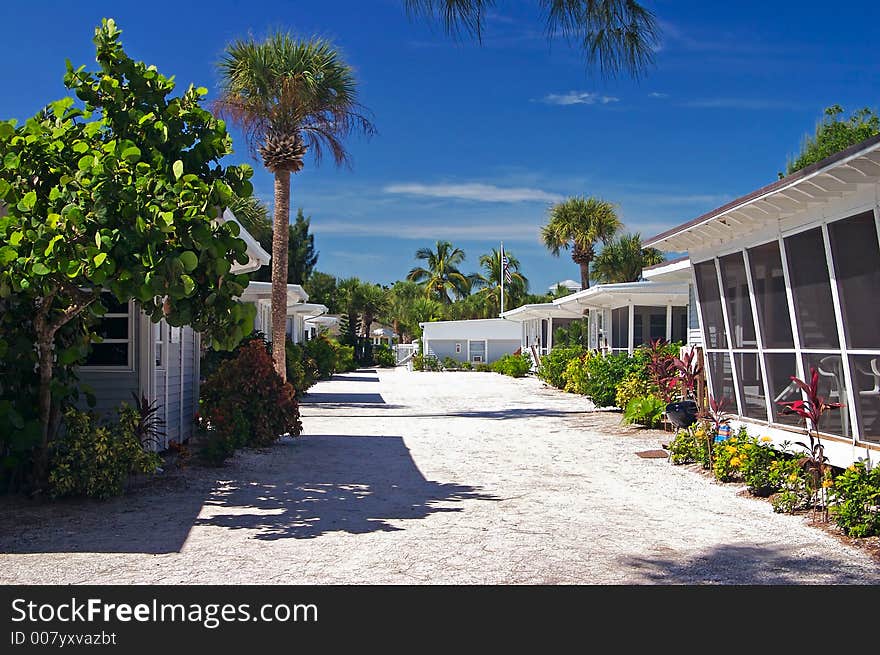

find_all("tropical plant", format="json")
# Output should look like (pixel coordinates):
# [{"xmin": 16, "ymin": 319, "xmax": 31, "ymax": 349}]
[
  {"xmin": 829, "ymin": 462, "xmax": 880, "ymax": 537},
  {"xmin": 785, "ymin": 105, "xmax": 880, "ymax": 176},
  {"xmin": 403, "ymin": 0, "xmax": 660, "ymax": 78},
  {"xmin": 0, "ymin": 20, "xmax": 256, "ymax": 487},
  {"xmin": 668, "ymin": 426, "xmax": 710, "ymax": 467},
  {"xmin": 250, "ymin": 208, "xmax": 319, "ymax": 285},
  {"xmin": 643, "ymin": 338, "xmax": 678, "ymax": 403},
  {"xmin": 49, "ymin": 405, "xmax": 161, "ymax": 499},
  {"xmin": 336, "ymin": 277, "xmax": 364, "ymax": 345},
  {"xmin": 615, "ymin": 372, "xmax": 657, "ymax": 412},
  {"xmin": 672, "ymin": 346, "xmax": 703, "ymax": 401},
  {"xmin": 358, "ymin": 283, "xmax": 391, "ymax": 338},
  {"xmin": 622, "ymin": 395, "xmax": 665, "ymax": 428},
  {"xmin": 473, "ymin": 248, "xmax": 529, "ymax": 315},
  {"xmin": 407, "ymin": 240, "xmax": 472, "ymax": 302},
  {"xmin": 591, "ymin": 233, "xmax": 664, "ymax": 284},
  {"xmin": 373, "ymin": 344, "xmax": 396, "ymax": 368},
  {"xmin": 385, "ymin": 280, "xmax": 423, "ymax": 341},
  {"xmin": 304, "ymin": 271, "xmax": 339, "ymax": 313},
  {"xmin": 492, "ymin": 353, "xmax": 532, "ymax": 378},
  {"xmin": 552, "ymin": 319, "xmax": 589, "ymax": 348},
  {"xmin": 409, "ymin": 297, "xmax": 445, "ymax": 337},
  {"xmin": 216, "ymin": 30, "xmax": 374, "ymax": 379},
  {"xmin": 537, "ymin": 346, "xmax": 586, "ymax": 389},
  {"xmin": 541, "ymin": 196, "xmax": 622, "ymax": 290},
  {"xmin": 778, "ymin": 367, "xmax": 844, "ymax": 516},
  {"xmin": 228, "ymin": 195, "xmax": 272, "ymax": 247},
  {"xmin": 129, "ymin": 393, "xmax": 166, "ymax": 451}
]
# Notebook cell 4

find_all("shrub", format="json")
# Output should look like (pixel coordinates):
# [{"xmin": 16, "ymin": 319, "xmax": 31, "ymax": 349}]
[
  {"xmin": 459, "ymin": 361, "xmax": 473, "ymax": 371},
  {"xmin": 579, "ymin": 352, "xmax": 638, "ymax": 407},
  {"xmin": 373, "ymin": 344, "xmax": 396, "ymax": 368},
  {"xmin": 562, "ymin": 354, "xmax": 591, "ymax": 395},
  {"xmin": 304, "ymin": 334, "xmax": 340, "ymax": 378},
  {"xmin": 442, "ymin": 356, "xmax": 461, "ymax": 371},
  {"xmin": 285, "ymin": 341, "xmax": 319, "ymax": 398},
  {"xmin": 622, "ymin": 395, "xmax": 666, "ymax": 428},
  {"xmin": 537, "ymin": 346, "xmax": 585, "ymax": 389},
  {"xmin": 333, "ymin": 342, "xmax": 357, "ymax": 373},
  {"xmin": 475, "ymin": 362, "xmax": 492, "ymax": 372},
  {"xmin": 769, "ymin": 459, "xmax": 810, "ymax": 514},
  {"xmin": 712, "ymin": 427, "xmax": 755, "ymax": 482},
  {"xmin": 668, "ymin": 427, "xmax": 708, "ymax": 466},
  {"xmin": 49, "ymin": 406, "xmax": 161, "ymax": 499},
  {"xmin": 413, "ymin": 353, "xmax": 442, "ymax": 371},
  {"xmin": 829, "ymin": 462, "xmax": 880, "ymax": 537},
  {"xmin": 615, "ymin": 373, "xmax": 658, "ymax": 413},
  {"xmin": 492, "ymin": 353, "xmax": 532, "ymax": 378},
  {"xmin": 199, "ymin": 339, "xmax": 301, "ymax": 464},
  {"xmin": 740, "ymin": 436, "xmax": 781, "ymax": 497}
]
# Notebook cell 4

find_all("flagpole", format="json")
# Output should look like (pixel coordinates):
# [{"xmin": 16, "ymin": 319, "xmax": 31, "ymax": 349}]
[{"xmin": 500, "ymin": 241, "xmax": 505, "ymax": 316}]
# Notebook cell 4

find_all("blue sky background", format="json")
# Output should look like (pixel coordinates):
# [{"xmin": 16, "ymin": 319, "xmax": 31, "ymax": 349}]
[{"xmin": 2, "ymin": 1, "xmax": 878, "ymax": 292}]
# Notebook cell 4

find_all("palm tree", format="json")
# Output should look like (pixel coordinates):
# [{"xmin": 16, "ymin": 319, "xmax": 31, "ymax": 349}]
[
  {"xmin": 407, "ymin": 240, "xmax": 472, "ymax": 303},
  {"xmin": 215, "ymin": 32, "xmax": 375, "ymax": 380},
  {"xmin": 591, "ymin": 233, "xmax": 665, "ymax": 284},
  {"xmin": 385, "ymin": 280, "xmax": 423, "ymax": 342},
  {"xmin": 410, "ymin": 297, "xmax": 444, "ymax": 336},
  {"xmin": 228, "ymin": 195, "xmax": 272, "ymax": 248},
  {"xmin": 358, "ymin": 283, "xmax": 391, "ymax": 338},
  {"xmin": 403, "ymin": 1, "xmax": 659, "ymax": 78},
  {"xmin": 336, "ymin": 277, "xmax": 363, "ymax": 345},
  {"xmin": 541, "ymin": 196, "xmax": 621, "ymax": 290},
  {"xmin": 473, "ymin": 248, "xmax": 529, "ymax": 315}
]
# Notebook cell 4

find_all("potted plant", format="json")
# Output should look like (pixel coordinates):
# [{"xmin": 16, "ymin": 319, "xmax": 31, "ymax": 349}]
[{"xmin": 665, "ymin": 346, "xmax": 702, "ymax": 429}]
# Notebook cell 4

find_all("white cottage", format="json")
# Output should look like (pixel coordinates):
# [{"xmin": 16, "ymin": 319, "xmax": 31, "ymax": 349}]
[
  {"xmin": 420, "ymin": 318, "xmax": 521, "ymax": 364},
  {"xmin": 77, "ymin": 209, "xmax": 271, "ymax": 449},
  {"xmin": 645, "ymin": 134, "xmax": 880, "ymax": 468}
]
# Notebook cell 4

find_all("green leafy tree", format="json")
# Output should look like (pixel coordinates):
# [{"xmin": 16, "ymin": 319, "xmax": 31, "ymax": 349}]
[
  {"xmin": 0, "ymin": 20, "xmax": 255, "ymax": 482},
  {"xmin": 591, "ymin": 233, "xmax": 664, "ymax": 284},
  {"xmin": 785, "ymin": 105, "xmax": 880, "ymax": 176},
  {"xmin": 473, "ymin": 248, "xmax": 528, "ymax": 315},
  {"xmin": 216, "ymin": 31, "xmax": 374, "ymax": 380},
  {"xmin": 251, "ymin": 208, "xmax": 319, "ymax": 285},
  {"xmin": 304, "ymin": 271, "xmax": 338, "ymax": 313},
  {"xmin": 228, "ymin": 195, "xmax": 272, "ymax": 247},
  {"xmin": 384, "ymin": 280, "xmax": 422, "ymax": 342},
  {"xmin": 358, "ymin": 283, "xmax": 391, "ymax": 337},
  {"xmin": 336, "ymin": 276, "xmax": 363, "ymax": 345},
  {"xmin": 541, "ymin": 196, "xmax": 621, "ymax": 290},
  {"xmin": 409, "ymin": 297, "xmax": 444, "ymax": 337},
  {"xmin": 404, "ymin": 1, "xmax": 660, "ymax": 78},
  {"xmin": 407, "ymin": 240, "xmax": 472, "ymax": 302}
]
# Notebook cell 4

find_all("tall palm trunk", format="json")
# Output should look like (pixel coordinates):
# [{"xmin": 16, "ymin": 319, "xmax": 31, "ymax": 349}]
[
  {"xmin": 271, "ymin": 170, "xmax": 291, "ymax": 381},
  {"xmin": 579, "ymin": 262, "xmax": 590, "ymax": 290}
]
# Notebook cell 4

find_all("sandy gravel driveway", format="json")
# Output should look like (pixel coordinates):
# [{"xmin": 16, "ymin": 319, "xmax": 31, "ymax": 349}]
[{"xmin": 2, "ymin": 367, "xmax": 879, "ymax": 584}]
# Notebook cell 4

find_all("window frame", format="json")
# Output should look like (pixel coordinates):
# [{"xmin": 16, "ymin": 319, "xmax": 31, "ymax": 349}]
[{"xmin": 80, "ymin": 297, "xmax": 136, "ymax": 372}]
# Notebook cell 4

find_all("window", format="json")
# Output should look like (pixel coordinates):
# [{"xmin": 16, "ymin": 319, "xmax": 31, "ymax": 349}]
[
  {"xmin": 706, "ymin": 352, "xmax": 736, "ymax": 406},
  {"xmin": 82, "ymin": 294, "xmax": 132, "ymax": 368},
  {"xmin": 802, "ymin": 353, "xmax": 850, "ymax": 437},
  {"xmin": 455, "ymin": 343, "xmax": 461, "ymax": 354},
  {"xmin": 611, "ymin": 307, "xmax": 628, "ymax": 352},
  {"xmin": 849, "ymin": 354, "xmax": 880, "ymax": 443},
  {"xmin": 719, "ymin": 252, "xmax": 756, "ymax": 349},
  {"xmin": 828, "ymin": 211, "xmax": 880, "ymax": 350},
  {"xmin": 672, "ymin": 306, "xmax": 688, "ymax": 344},
  {"xmin": 694, "ymin": 260, "xmax": 727, "ymax": 349},
  {"xmin": 764, "ymin": 353, "xmax": 802, "ymax": 427},
  {"xmin": 785, "ymin": 228, "xmax": 838, "ymax": 349},
  {"xmin": 733, "ymin": 352, "xmax": 766, "ymax": 420},
  {"xmin": 154, "ymin": 320, "xmax": 165, "ymax": 368},
  {"xmin": 470, "ymin": 340, "xmax": 486, "ymax": 362},
  {"xmin": 747, "ymin": 241, "xmax": 793, "ymax": 348}
]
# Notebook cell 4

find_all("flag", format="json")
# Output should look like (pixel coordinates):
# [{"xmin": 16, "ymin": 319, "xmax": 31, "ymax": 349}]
[{"xmin": 501, "ymin": 251, "xmax": 512, "ymax": 284}]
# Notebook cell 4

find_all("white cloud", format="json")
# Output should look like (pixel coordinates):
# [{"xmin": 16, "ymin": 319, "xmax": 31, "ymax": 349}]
[
  {"xmin": 537, "ymin": 91, "xmax": 619, "ymax": 106},
  {"xmin": 383, "ymin": 182, "xmax": 562, "ymax": 203},
  {"xmin": 648, "ymin": 92, "xmax": 669, "ymax": 98},
  {"xmin": 313, "ymin": 220, "xmax": 540, "ymax": 242}
]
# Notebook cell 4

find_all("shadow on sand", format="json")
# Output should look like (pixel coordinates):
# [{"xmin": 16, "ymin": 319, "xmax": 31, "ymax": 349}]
[
  {"xmin": 194, "ymin": 435, "xmax": 496, "ymax": 540},
  {"xmin": 620, "ymin": 544, "xmax": 880, "ymax": 584}
]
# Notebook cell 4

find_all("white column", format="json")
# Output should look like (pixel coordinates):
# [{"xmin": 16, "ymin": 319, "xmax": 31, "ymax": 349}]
[
  {"xmin": 665, "ymin": 304, "xmax": 672, "ymax": 342},
  {"xmin": 627, "ymin": 303, "xmax": 635, "ymax": 355},
  {"xmin": 547, "ymin": 316, "xmax": 553, "ymax": 351}
]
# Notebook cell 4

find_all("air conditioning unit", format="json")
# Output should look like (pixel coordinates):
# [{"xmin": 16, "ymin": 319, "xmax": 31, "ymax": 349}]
[{"xmin": 472, "ymin": 355, "xmax": 483, "ymax": 363}]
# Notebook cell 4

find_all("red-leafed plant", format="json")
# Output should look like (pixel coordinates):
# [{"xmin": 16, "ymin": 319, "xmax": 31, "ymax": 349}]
[
  {"xmin": 198, "ymin": 338, "xmax": 302, "ymax": 464},
  {"xmin": 644, "ymin": 338, "xmax": 678, "ymax": 403},
  {"xmin": 672, "ymin": 347, "xmax": 703, "ymax": 401},
  {"xmin": 695, "ymin": 396, "xmax": 731, "ymax": 467},
  {"xmin": 777, "ymin": 367, "xmax": 843, "ymax": 517}
]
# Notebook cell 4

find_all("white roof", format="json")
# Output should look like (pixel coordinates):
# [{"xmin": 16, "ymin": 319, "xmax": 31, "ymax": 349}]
[
  {"xmin": 286, "ymin": 302, "xmax": 328, "ymax": 318},
  {"xmin": 420, "ymin": 318, "xmax": 521, "ymax": 340},
  {"xmin": 641, "ymin": 257, "xmax": 692, "ymax": 283},
  {"xmin": 548, "ymin": 279, "xmax": 582, "ymax": 293},
  {"xmin": 219, "ymin": 208, "xmax": 271, "ymax": 274},
  {"xmin": 240, "ymin": 280, "xmax": 309, "ymax": 304},
  {"xmin": 305, "ymin": 314, "xmax": 339, "ymax": 327},
  {"xmin": 645, "ymin": 135, "xmax": 880, "ymax": 252},
  {"xmin": 553, "ymin": 281, "xmax": 689, "ymax": 310},
  {"xmin": 501, "ymin": 303, "xmax": 583, "ymax": 322}
]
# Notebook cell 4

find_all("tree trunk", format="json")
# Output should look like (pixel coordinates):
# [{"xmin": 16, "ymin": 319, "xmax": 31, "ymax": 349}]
[
  {"xmin": 579, "ymin": 262, "xmax": 590, "ymax": 290},
  {"xmin": 271, "ymin": 170, "xmax": 292, "ymax": 381},
  {"xmin": 363, "ymin": 312, "xmax": 373, "ymax": 339},
  {"xmin": 34, "ymin": 333, "xmax": 55, "ymax": 485}
]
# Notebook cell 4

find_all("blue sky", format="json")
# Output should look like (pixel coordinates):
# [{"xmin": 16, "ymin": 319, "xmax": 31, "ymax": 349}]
[{"xmin": 2, "ymin": 1, "xmax": 878, "ymax": 292}]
